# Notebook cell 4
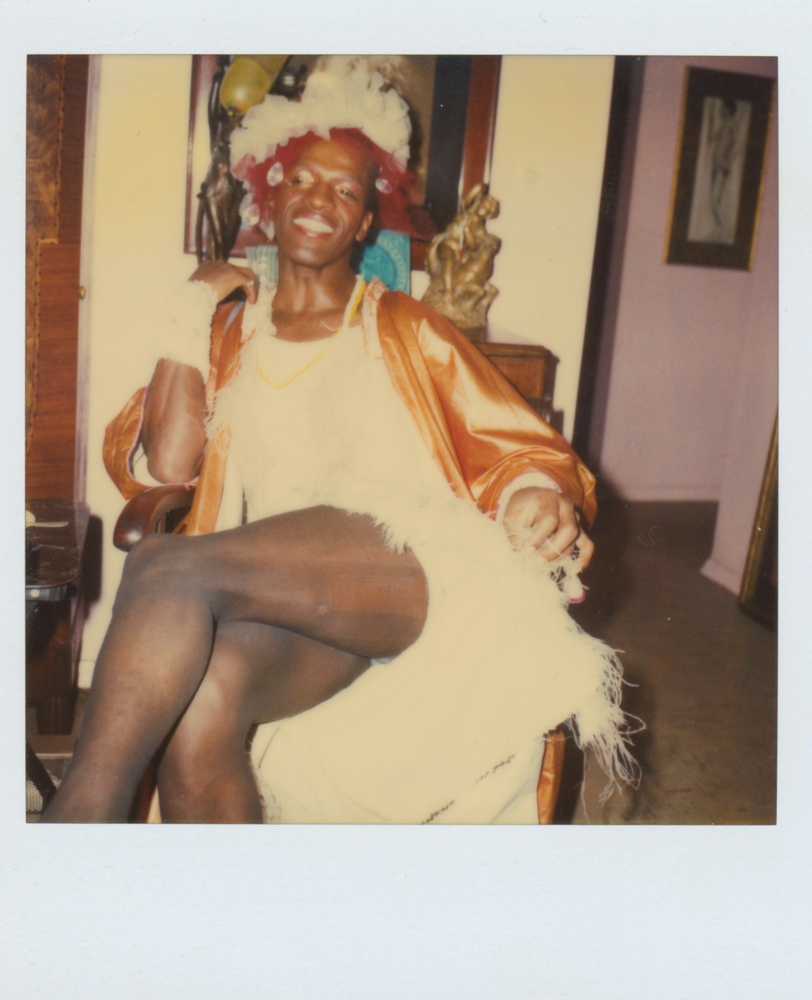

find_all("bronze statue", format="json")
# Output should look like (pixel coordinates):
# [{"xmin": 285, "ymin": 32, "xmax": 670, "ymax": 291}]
[
  {"xmin": 195, "ymin": 56, "xmax": 245, "ymax": 262},
  {"xmin": 422, "ymin": 182, "xmax": 501, "ymax": 337}
]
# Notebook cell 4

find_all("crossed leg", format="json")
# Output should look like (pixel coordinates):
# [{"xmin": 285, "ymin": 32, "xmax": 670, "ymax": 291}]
[
  {"xmin": 41, "ymin": 506, "xmax": 428, "ymax": 823},
  {"xmin": 157, "ymin": 621, "xmax": 372, "ymax": 823}
]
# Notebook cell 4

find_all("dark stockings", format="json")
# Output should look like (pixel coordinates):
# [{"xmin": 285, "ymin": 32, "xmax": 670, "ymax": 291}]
[{"xmin": 41, "ymin": 506, "xmax": 428, "ymax": 823}]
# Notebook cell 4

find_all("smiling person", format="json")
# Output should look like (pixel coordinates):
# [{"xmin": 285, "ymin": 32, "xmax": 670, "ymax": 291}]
[{"xmin": 42, "ymin": 66, "xmax": 636, "ymax": 824}]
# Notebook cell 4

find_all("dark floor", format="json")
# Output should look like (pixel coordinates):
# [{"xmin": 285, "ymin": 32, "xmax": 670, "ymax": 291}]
[{"xmin": 558, "ymin": 499, "xmax": 777, "ymax": 825}]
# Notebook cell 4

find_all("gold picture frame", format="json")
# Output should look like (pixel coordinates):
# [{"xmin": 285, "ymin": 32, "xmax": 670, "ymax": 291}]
[{"xmin": 739, "ymin": 418, "xmax": 777, "ymax": 628}]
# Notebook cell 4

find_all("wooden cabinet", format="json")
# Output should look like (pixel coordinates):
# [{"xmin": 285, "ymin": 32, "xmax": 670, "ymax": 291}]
[{"xmin": 477, "ymin": 340, "xmax": 562, "ymax": 431}]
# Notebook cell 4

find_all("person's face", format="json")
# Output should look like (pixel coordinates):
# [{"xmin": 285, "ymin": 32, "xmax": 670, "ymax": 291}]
[{"xmin": 270, "ymin": 139, "xmax": 375, "ymax": 268}]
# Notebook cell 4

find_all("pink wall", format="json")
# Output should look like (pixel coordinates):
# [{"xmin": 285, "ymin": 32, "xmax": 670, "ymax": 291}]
[{"xmin": 592, "ymin": 55, "xmax": 777, "ymax": 592}]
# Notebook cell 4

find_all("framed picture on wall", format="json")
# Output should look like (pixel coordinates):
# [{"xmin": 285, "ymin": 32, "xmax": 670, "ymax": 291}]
[
  {"xmin": 184, "ymin": 55, "xmax": 501, "ymax": 269},
  {"xmin": 665, "ymin": 66, "xmax": 774, "ymax": 270}
]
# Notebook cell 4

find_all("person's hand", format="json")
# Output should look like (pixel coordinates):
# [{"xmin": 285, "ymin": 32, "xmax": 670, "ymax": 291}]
[
  {"xmin": 190, "ymin": 260, "xmax": 259, "ymax": 304},
  {"xmin": 502, "ymin": 486, "xmax": 594, "ymax": 571}
]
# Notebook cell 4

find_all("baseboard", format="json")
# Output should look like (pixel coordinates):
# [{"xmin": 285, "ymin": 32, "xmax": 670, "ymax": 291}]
[
  {"xmin": 608, "ymin": 486, "xmax": 721, "ymax": 502},
  {"xmin": 700, "ymin": 557, "xmax": 742, "ymax": 596}
]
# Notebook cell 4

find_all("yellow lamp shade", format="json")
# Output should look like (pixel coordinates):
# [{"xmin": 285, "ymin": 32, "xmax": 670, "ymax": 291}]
[
  {"xmin": 246, "ymin": 55, "xmax": 288, "ymax": 80},
  {"xmin": 220, "ymin": 56, "xmax": 272, "ymax": 117}
]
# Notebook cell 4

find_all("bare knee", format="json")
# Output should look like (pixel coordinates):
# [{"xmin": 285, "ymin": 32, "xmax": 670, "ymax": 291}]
[
  {"xmin": 120, "ymin": 533, "xmax": 176, "ymax": 585},
  {"xmin": 115, "ymin": 534, "xmax": 200, "ymax": 610}
]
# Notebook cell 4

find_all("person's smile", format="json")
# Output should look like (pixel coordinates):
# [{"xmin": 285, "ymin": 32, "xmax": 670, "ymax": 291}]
[{"xmin": 291, "ymin": 213, "xmax": 336, "ymax": 236}]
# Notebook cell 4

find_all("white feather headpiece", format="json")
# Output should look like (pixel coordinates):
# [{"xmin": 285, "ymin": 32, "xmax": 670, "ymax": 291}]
[{"xmin": 230, "ymin": 67, "xmax": 412, "ymax": 170}]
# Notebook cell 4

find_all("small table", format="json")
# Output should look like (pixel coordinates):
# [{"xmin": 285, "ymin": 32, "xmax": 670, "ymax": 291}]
[{"xmin": 26, "ymin": 499, "xmax": 90, "ymax": 809}]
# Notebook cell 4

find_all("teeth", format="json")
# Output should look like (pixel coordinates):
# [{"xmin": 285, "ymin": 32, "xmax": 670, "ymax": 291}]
[{"xmin": 294, "ymin": 216, "xmax": 333, "ymax": 234}]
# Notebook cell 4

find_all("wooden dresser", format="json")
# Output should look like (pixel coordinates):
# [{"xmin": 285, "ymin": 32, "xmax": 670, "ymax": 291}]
[{"xmin": 476, "ymin": 339, "xmax": 562, "ymax": 431}]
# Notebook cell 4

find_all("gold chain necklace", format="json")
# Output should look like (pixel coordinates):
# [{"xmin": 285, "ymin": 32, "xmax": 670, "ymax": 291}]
[{"xmin": 257, "ymin": 277, "xmax": 366, "ymax": 389}]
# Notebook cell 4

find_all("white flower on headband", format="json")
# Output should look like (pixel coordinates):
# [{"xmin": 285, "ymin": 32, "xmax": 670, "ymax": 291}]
[
  {"xmin": 240, "ymin": 199, "xmax": 261, "ymax": 227},
  {"xmin": 266, "ymin": 161, "xmax": 285, "ymax": 186},
  {"xmin": 230, "ymin": 68, "xmax": 412, "ymax": 171},
  {"xmin": 239, "ymin": 194, "xmax": 276, "ymax": 240}
]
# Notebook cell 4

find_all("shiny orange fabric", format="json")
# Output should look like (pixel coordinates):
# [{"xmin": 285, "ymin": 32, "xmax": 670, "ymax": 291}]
[
  {"xmin": 376, "ymin": 292, "xmax": 596, "ymax": 524},
  {"xmin": 103, "ymin": 288, "xmax": 596, "ymax": 532},
  {"xmin": 536, "ymin": 728, "xmax": 566, "ymax": 824}
]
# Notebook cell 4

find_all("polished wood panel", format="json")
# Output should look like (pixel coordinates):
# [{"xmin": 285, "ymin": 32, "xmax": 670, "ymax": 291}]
[
  {"xmin": 26, "ymin": 242, "xmax": 81, "ymax": 497},
  {"xmin": 411, "ymin": 56, "xmax": 502, "ymax": 272},
  {"xmin": 25, "ymin": 56, "xmax": 90, "ymax": 737},
  {"xmin": 58, "ymin": 59, "xmax": 89, "ymax": 245},
  {"xmin": 25, "ymin": 55, "xmax": 88, "ymax": 499},
  {"xmin": 461, "ymin": 56, "xmax": 501, "ymax": 195}
]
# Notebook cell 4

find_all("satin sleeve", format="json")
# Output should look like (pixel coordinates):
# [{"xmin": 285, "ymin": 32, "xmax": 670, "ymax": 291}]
[
  {"xmin": 102, "ymin": 386, "xmax": 152, "ymax": 501},
  {"xmin": 101, "ymin": 301, "xmax": 240, "ymax": 501},
  {"xmin": 376, "ymin": 292, "xmax": 597, "ymax": 525}
]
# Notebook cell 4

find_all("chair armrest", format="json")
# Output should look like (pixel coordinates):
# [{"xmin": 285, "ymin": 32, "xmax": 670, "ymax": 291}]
[
  {"xmin": 113, "ymin": 484, "xmax": 196, "ymax": 552},
  {"xmin": 536, "ymin": 727, "xmax": 566, "ymax": 824}
]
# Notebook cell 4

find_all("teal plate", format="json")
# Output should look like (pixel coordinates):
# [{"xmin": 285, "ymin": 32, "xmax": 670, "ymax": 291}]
[{"xmin": 359, "ymin": 230, "xmax": 410, "ymax": 293}]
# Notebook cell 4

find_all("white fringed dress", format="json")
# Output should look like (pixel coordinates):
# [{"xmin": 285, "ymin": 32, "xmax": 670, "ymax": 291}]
[{"xmin": 203, "ymin": 281, "xmax": 627, "ymax": 824}]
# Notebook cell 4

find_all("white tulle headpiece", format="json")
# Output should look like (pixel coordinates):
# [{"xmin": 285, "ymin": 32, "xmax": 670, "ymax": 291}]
[{"xmin": 230, "ymin": 68, "xmax": 412, "ymax": 171}]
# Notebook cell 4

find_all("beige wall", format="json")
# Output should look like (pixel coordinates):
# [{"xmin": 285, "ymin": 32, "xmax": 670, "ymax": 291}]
[
  {"xmin": 81, "ymin": 55, "xmax": 196, "ymax": 682},
  {"xmin": 488, "ymin": 56, "xmax": 614, "ymax": 441},
  {"xmin": 79, "ymin": 55, "xmax": 614, "ymax": 680}
]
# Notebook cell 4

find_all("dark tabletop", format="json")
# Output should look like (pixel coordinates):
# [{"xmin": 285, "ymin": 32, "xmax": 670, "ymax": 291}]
[{"xmin": 25, "ymin": 499, "xmax": 90, "ymax": 602}]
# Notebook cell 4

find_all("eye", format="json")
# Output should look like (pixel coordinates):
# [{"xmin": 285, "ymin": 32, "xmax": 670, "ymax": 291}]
[
  {"xmin": 336, "ymin": 185, "xmax": 360, "ymax": 202},
  {"xmin": 287, "ymin": 169, "xmax": 314, "ymax": 187}
]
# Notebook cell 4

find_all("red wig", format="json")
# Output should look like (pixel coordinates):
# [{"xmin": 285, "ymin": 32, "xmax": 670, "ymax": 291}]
[{"xmin": 232, "ymin": 127, "xmax": 433, "ymax": 240}]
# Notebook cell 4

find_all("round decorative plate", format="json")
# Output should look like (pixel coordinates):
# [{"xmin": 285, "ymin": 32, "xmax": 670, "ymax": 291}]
[{"xmin": 360, "ymin": 230, "xmax": 410, "ymax": 292}]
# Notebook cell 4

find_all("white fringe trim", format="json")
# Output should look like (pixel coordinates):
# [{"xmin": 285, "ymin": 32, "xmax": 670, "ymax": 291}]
[
  {"xmin": 239, "ymin": 280, "xmax": 277, "ymax": 343},
  {"xmin": 323, "ymin": 491, "xmax": 641, "ymax": 809}
]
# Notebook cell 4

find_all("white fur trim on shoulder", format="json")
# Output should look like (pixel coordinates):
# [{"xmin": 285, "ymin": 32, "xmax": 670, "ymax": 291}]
[
  {"xmin": 239, "ymin": 281, "xmax": 277, "ymax": 343},
  {"xmin": 157, "ymin": 280, "xmax": 219, "ymax": 380}
]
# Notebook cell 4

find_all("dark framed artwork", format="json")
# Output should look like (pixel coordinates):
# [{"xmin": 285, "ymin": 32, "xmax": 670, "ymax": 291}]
[
  {"xmin": 739, "ymin": 419, "xmax": 777, "ymax": 629},
  {"xmin": 184, "ymin": 55, "xmax": 501, "ymax": 269},
  {"xmin": 665, "ymin": 66, "xmax": 774, "ymax": 270}
]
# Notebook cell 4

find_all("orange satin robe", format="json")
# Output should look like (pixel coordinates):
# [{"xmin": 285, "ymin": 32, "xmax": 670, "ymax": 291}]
[{"xmin": 103, "ymin": 285, "xmax": 596, "ymax": 533}]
